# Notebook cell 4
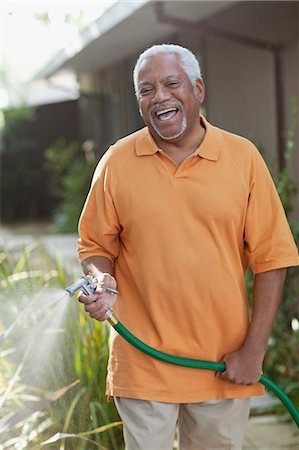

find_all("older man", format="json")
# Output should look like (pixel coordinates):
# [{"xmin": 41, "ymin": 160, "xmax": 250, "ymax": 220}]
[{"xmin": 77, "ymin": 44, "xmax": 299, "ymax": 450}]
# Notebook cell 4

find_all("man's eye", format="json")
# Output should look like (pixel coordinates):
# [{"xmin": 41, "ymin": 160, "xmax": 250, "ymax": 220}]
[
  {"xmin": 167, "ymin": 82, "xmax": 179, "ymax": 88},
  {"xmin": 140, "ymin": 88, "xmax": 153, "ymax": 95}
]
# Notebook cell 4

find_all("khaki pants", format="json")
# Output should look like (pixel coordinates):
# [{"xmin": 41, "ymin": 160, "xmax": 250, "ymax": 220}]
[{"xmin": 114, "ymin": 397, "xmax": 250, "ymax": 450}]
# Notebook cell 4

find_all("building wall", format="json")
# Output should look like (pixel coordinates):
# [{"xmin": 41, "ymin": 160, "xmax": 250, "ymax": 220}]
[
  {"xmin": 78, "ymin": 61, "xmax": 144, "ymax": 157},
  {"xmin": 202, "ymin": 0, "xmax": 298, "ymax": 217},
  {"xmin": 77, "ymin": 1, "xmax": 299, "ymax": 218},
  {"xmin": 204, "ymin": 35, "xmax": 277, "ymax": 163}
]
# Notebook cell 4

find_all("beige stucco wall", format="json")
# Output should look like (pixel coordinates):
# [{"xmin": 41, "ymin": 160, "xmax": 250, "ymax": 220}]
[
  {"xmin": 175, "ymin": 1, "xmax": 299, "ymax": 219},
  {"xmin": 204, "ymin": 35, "xmax": 277, "ymax": 163},
  {"xmin": 77, "ymin": 2, "xmax": 299, "ymax": 219},
  {"xmin": 201, "ymin": 0, "xmax": 299, "ymax": 219}
]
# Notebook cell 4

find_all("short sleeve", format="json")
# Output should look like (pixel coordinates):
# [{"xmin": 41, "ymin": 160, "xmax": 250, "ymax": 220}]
[
  {"xmin": 77, "ymin": 155, "xmax": 120, "ymax": 262},
  {"xmin": 244, "ymin": 148, "xmax": 299, "ymax": 274}
]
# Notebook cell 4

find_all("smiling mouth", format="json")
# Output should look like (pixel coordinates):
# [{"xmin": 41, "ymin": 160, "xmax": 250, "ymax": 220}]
[{"xmin": 154, "ymin": 107, "xmax": 179, "ymax": 121}]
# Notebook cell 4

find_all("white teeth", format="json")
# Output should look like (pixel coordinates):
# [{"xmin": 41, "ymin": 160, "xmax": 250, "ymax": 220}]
[{"xmin": 156, "ymin": 108, "xmax": 177, "ymax": 116}]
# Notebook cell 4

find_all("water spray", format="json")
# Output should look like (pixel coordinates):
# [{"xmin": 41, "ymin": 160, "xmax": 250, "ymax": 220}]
[{"xmin": 66, "ymin": 276, "xmax": 299, "ymax": 428}]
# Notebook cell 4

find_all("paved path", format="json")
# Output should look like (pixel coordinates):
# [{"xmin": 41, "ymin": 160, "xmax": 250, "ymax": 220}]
[
  {"xmin": 1, "ymin": 223, "xmax": 298, "ymax": 449},
  {"xmin": 0, "ymin": 222, "xmax": 80, "ymax": 276},
  {"xmin": 244, "ymin": 415, "xmax": 298, "ymax": 449}
]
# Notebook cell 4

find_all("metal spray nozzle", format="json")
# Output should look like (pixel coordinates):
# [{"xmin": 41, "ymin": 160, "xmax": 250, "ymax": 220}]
[
  {"xmin": 65, "ymin": 275, "xmax": 118, "ymax": 325},
  {"xmin": 66, "ymin": 276, "xmax": 119, "ymax": 297},
  {"xmin": 65, "ymin": 276, "xmax": 93, "ymax": 297}
]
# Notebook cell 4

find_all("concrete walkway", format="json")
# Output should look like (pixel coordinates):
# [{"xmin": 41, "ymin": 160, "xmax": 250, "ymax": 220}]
[
  {"xmin": 244, "ymin": 415, "xmax": 298, "ymax": 449},
  {"xmin": 1, "ymin": 223, "xmax": 298, "ymax": 449},
  {"xmin": 0, "ymin": 221, "xmax": 80, "ymax": 276}
]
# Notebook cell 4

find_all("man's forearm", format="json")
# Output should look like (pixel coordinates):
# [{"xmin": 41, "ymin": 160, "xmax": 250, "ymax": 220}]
[
  {"xmin": 243, "ymin": 267, "xmax": 287, "ymax": 356},
  {"xmin": 81, "ymin": 256, "xmax": 115, "ymax": 278},
  {"xmin": 217, "ymin": 267, "xmax": 287, "ymax": 384}
]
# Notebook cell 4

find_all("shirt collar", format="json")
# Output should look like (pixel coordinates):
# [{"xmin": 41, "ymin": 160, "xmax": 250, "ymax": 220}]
[
  {"xmin": 195, "ymin": 115, "xmax": 223, "ymax": 161},
  {"xmin": 135, "ymin": 127, "xmax": 159, "ymax": 156},
  {"xmin": 135, "ymin": 115, "xmax": 223, "ymax": 161}
]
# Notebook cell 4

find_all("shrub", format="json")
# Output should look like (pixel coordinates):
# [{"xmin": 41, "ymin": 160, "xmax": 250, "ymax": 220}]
[
  {"xmin": 44, "ymin": 138, "xmax": 97, "ymax": 232},
  {"xmin": 262, "ymin": 99, "xmax": 299, "ymax": 408},
  {"xmin": 0, "ymin": 244, "xmax": 123, "ymax": 449}
]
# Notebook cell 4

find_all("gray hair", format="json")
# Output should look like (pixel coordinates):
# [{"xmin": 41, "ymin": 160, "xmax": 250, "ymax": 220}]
[{"xmin": 133, "ymin": 44, "xmax": 202, "ymax": 98}]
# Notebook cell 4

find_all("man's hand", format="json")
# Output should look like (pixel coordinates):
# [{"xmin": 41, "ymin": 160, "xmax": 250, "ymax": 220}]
[
  {"xmin": 216, "ymin": 346, "xmax": 263, "ymax": 385},
  {"xmin": 78, "ymin": 273, "xmax": 118, "ymax": 321},
  {"xmin": 216, "ymin": 268, "xmax": 287, "ymax": 386}
]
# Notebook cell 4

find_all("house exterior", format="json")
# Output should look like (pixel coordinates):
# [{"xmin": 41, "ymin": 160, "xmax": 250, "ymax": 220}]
[{"xmin": 39, "ymin": 0, "xmax": 299, "ymax": 217}]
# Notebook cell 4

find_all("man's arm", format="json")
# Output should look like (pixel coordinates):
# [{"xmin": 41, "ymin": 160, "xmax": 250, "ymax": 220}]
[
  {"xmin": 78, "ymin": 256, "xmax": 118, "ymax": 322},
  {"xmin": 216, "ymin": 267, "xmax": 287, "ymax": 385},
  {"xmin": 81, "ymin": 255, "xmax": 115, "ymax": 277}
]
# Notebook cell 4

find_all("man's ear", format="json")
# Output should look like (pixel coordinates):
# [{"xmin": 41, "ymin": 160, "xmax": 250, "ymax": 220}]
[{"xmin": 194, "ymin": 78, "xmax": 205, "ymax": 103}]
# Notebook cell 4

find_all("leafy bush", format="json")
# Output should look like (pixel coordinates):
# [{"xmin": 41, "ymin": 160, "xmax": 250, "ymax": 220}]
[
  {"xmin": 44, "ymin": 138, "xmax": 97, "ymax": 233},
  {"xmin": 245, "ymin": 99, "xmax": 299, "ymax": 413},
  {"xmin": 262, "ymin": 99, "xmax": 299, "ymax": 410},
  {"xmin": 0, "ymin": 244, "xmax": 123, "ymax": 449},
  {"xmin": 0, "ymin": 107, "xmax": 46, "ymax": 220}
]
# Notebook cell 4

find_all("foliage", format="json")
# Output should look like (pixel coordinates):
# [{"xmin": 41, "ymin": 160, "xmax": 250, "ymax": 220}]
[
  {"xmin": 1, "ymin": 108, "xmax": 38, "ymax": 220},
  {"xmin": 0, "ymin": 107, "xmax": 55, "ymax": 221},
  {"xmin": 2, "ymin": 107, "xmax": 36, "ymax": 148},
  {"xmin": 249, "ymin": 98, "xmax": 299, "ymax": 413},
  {"xmin": 0, "ymin": 244, "xmax": 124, "ymax": 449},
  {"xmin": 32, "ymin": 8, "xmax": 86, "ymax": 30},
  {"xmin": 44, "ymin": 138, "xmax": 97, "ymax": 232}
]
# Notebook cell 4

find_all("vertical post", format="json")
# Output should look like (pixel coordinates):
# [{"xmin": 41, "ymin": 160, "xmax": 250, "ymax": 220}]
[{"xmin": 274, "ymin": 48, "xmax": 286, "ymax": 171}]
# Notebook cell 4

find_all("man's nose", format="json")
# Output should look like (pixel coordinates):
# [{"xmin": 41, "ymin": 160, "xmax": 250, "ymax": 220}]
[{"xmin": 152, "ymin": 85, "xmax": 171, "ymax": 103}]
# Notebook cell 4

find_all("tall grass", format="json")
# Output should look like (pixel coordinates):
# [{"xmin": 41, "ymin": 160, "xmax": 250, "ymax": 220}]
[{"xmin": 0, "ymin": 242, "xmax": 124, "ymax": 449}]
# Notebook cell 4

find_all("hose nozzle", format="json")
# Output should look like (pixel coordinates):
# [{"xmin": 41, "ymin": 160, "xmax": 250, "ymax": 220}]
[
  {"xmin": 65, "ymin": 276, "xmax": 93, "ymax": 297},
  {"xmin": 65, "ymin": 276, "xmax": 118, "ymax": 324}
]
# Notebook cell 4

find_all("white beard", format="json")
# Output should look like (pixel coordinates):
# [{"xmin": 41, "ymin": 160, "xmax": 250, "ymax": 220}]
[{"xmin": 149, "ymin": 111, "xmax": 187, "ymax": 140}]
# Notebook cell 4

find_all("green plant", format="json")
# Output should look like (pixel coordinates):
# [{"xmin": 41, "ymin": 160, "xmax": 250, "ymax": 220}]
[
  {"xmin": 1, "ymin": 107, "xmax": 36, "ymax": 147},
  {"xmin": 0, "ymin": 244, "xmax": 123, "ymax": 449},
  {"xmin": 0, "ymin": 107, "xmax": 45, "ymax": 221},
  {"xmin": 263, "ymin": 99, "xmax": 299, "ymax": 412},
  {"xmin": 44, "ymin": 138, "xmax": 97, "ymax": 232},
  {"xmin": 248, "ymin": 98, "xmax": 299, "ymax": 414}
]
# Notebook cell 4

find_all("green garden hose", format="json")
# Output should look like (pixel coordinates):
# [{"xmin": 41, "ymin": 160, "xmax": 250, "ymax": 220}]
[
  {"xmin": 66, "ymin": 277, "xmax": 299, "ymax": 428},
  {"xmin": 109, "ymin": 317, "xmax": 299, "ymax": 428}
]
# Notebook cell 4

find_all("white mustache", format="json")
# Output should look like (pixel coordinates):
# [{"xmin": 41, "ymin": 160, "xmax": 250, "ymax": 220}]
[{"xmin": 150, "ymin": 101, "xmax": 182, "ymax": 114}]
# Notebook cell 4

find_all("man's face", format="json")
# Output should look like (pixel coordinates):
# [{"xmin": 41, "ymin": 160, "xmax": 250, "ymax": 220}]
[{"xmin": 136, "ymin": 54, "xmax": 204, "ymax": 141}]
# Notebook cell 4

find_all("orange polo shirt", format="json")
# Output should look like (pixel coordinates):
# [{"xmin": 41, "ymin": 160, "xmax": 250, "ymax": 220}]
[{"xmin": 78, "ymin": 116, "xmax": 299, "ymax": 403}]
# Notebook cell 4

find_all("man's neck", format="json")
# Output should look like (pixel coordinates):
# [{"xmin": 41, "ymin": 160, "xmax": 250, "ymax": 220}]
[{"xmin": 152, "ymin": 119, "xmax": 206, "ymax": 166}]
